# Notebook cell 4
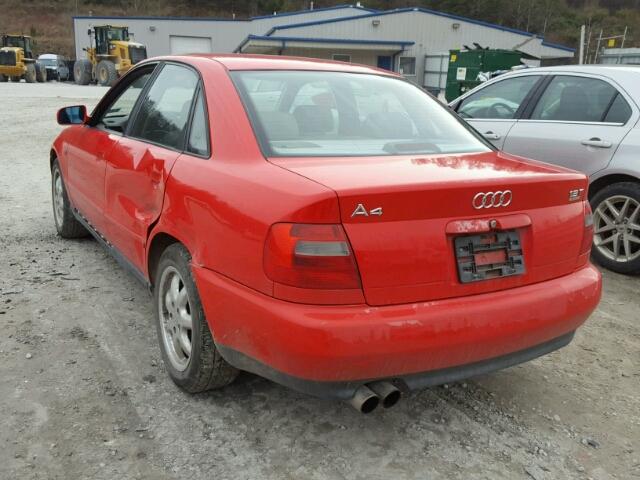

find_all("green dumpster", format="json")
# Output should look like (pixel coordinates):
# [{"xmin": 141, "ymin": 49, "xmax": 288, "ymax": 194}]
[{"xmin": 445, "ymin": 49, "xmax": 525, "ymax": 102}]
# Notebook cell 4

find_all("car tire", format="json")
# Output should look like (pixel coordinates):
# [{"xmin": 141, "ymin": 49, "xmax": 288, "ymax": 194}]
[
  {"xmin": 51, "ymin": 160, "xmax": 88, "ymax": 238},
  {"xmin": 73, "ymin": 59, "xmax": 92, "ymax": 85},
  {"xmin": 96, "ymin": 60, "xmax": 118, "ymax": 87},
  {"xmin": 154, "ymin": 244, "xmax": 239, "ymax": 393},
  {"xmin": 24, "ymin": 63, "xmax": 37, "ymax": 83},
  {"xmin": 35, "ymin": 63, "xmax": 47, "ymax": 82},
  {"xmin": 590, "ymin": 181, "xmax": 640, "ymax": 274}
]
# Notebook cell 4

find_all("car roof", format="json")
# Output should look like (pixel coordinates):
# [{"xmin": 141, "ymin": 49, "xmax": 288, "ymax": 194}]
[
  {"xmin": 167, "ymin": 53, "xmax": 400, "ymax": 76},
  {"xmin": 524, "ymin": 64, "xmax": 640, "ymax": 75}
]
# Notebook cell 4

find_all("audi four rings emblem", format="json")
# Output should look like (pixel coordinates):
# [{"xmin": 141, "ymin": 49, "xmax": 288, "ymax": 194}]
[{"xmin": 472, "ymin": 190, "xmax": 513, "ymax": 209}]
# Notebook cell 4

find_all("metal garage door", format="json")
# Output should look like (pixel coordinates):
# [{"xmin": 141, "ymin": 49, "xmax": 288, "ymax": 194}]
[{"xmin": 169, "ymin": 36, "xmax": 213, "ymax": 55}]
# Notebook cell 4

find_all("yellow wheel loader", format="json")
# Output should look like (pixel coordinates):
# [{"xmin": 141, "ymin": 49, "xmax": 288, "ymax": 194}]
[
  {"xmin": 0, "ymin": 35, "xmax": 47, "ymax": 83},
  {"xmin": 74, "ymin": 25, "xmax": 147, "ymax": 87}
]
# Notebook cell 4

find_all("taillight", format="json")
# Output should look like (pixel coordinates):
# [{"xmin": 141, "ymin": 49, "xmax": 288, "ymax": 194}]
[
  {"xmin": 264, "ymin": 223, "xmax": 361, "ymax": 289},
  {"xmin": 580, "ymin": 201, "xmax": 594, "ymax": 255}
]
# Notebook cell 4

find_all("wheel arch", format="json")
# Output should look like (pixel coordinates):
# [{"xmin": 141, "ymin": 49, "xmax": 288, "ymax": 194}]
[
  {"xmin": 589, "ymin": 173, "xmax": 640, "ymax": 200},
  {"xmin": 49, "ymin": 148, "xmax": 58, "ymax": 169},
  {"xmin": 147, "ymin": 230, "xmax": 198, "ymax": 288}
]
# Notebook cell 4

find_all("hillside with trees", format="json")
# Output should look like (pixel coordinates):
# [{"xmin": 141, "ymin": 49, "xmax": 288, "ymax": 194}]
[{"xmin": 0, "ymin": 0, "xmax": 637, "ymax": 58}]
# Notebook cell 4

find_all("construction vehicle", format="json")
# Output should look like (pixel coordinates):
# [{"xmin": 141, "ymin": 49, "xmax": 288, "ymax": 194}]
[
  {"xmin": 74, "ymin": 25, "xmax": 147, "ymax": 87},
  {"xmin": 0, "ymin": 34, "xmax": 47, "ymax": 83}
]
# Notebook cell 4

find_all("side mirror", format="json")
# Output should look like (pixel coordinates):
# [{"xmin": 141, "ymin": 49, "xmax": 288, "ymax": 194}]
[
  {"xmin": 57, "ymin": 105, "xmax": 89, "ymax": 125},
  {"xmin": 87, "ymin": 29, "xmax": 92, "ymax": 36}
]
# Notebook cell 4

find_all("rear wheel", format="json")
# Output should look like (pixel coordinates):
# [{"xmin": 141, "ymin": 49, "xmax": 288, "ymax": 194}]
[
  {"xmin": 24, "ymin": 63, "xmax": 37, "ymax": 83},
  {"xmin": 96, "ymin": 60, "xmax": 118, "ymax": 87},
  {"xmin": 591, "ymin": 182, "xmax": 640, "ymax": 274},
  {"xmin": 51, "ymin": 160, "xmax": 88, "ymax": 238},
  {"xmin": 73, "ymin": 59, "xmax": 92, "ymax": 85},
  {"xmin": 154, "ymin": 244, "xmax": 238, "ymax": 393}
]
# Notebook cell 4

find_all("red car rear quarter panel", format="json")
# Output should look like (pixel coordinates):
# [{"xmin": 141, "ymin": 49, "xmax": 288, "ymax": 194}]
[{"xmin": 151, "ymin": 58, "xmax": 340, "ymax": 294}]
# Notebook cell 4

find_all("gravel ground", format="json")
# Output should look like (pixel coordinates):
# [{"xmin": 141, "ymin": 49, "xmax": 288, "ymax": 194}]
[{"xmin": 0, "ymin": 82, "xmax": 638, "ymax": 480}]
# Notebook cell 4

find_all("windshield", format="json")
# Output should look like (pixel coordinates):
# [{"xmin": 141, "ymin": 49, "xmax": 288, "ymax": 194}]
[
  {"xmin": 4, "ymin": 37, "xmax": 25, "ymax": 48},
  {"xmin": 39, "ymin": 59, "xmax": 57, "ymax": 66},
  {"xmin": 231, "ymin": 70, "xmax": 491, "ymax": 157},
  {"xmin": 107, "ymin": 28, "xmax": 128, "ymax": 41}
]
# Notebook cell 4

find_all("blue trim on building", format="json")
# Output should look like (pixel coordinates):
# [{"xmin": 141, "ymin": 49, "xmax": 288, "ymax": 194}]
[
  {"xmin": 72, "ymin": 4, "xmax": 377, "ymax": 23},
  {"xmin": 73, "ymin": 14, "xmax": 248, "ymax": 22},
  {"xmin": 541, "ymin": 40, "xmax": 576, "ymax": 53},
  {"xmin": 236, "ymin": 34, "xmax": 414, "ymax": 52},
  {"xmin": 266, "ymin": 7, "xmax": 574, "ymax": 53}
]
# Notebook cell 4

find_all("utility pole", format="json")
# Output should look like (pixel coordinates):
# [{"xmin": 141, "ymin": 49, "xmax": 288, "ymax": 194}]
[
  {"xmin": 594, "ymin": 29, "xmax": 602, "ymax": 64},
  {"xmin": 579, "ymin": 25, "xmax": 585, "ymax": 64}
]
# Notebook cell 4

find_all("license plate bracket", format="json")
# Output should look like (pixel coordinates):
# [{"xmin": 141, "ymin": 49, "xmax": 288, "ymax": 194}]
[{"xmin": 454, "ymin": 230, "xmax": 525, "ymax": 283}]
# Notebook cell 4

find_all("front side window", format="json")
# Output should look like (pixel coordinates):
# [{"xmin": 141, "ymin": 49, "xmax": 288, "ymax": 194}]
[
  {"xmin": 531, "ymin": 75, "xmax": 619, "ymax": 123},
  {"xmin": 458, "ymin": 75, "xmax": 540, "ymax": 120},
  {"xmin": 399, "ymin": 57, "xmax": 416, "ymax": 76},
  {"xmin": 232, "ymin": 70, "xmax": 490, "ymax": 157},
  {"xmin": 97, "ymin": 71, "xmax": 152, "ymax": 133},
  {"xmin": 129, "ymin": 64, "xmax": 199, "ymax": 150}
]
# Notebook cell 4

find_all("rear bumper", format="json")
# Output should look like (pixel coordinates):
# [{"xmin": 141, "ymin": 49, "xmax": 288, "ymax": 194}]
[{"xmin": 193, "ymin": 264, "xmax": 601, "ymax": 399}]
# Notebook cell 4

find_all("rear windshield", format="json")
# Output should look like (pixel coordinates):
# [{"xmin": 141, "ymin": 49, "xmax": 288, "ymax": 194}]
[{"xmin": 231, "ymin": 70, "xmax": 491, "ymax": 157}]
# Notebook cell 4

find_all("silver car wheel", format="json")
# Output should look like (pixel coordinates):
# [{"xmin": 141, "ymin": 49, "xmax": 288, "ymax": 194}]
[
  {"xmin": 158, "ymin": 266, "xmax": 193, "ymax": 372},
  {"xmin": 52, "ymin": 169, "xmax": 65, "ymax": 228},
  {"xmin": 593, "ymin": 195, "xmax": 640, "ymax": 263}
]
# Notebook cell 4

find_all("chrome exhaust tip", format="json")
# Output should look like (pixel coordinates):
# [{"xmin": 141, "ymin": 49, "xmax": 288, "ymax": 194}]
[
  {"xmin": 347, "ymin": 385, "xmax": 380, "ymax": 414},
  {"xmin": 367, "ymin": 381, "xmax": 402, "ymax": 409}
]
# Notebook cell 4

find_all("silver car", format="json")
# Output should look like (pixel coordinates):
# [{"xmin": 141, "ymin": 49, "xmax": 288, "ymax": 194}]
[{"xmin": 450, "ymin": 65, "xmax": 640, "ymax": 274}]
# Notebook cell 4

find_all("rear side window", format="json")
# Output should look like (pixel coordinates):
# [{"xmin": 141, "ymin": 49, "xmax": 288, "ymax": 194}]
[
  {"xmin": 604, "ymin": 93, "xmax": 632, "ymax": 124},
  {"xmin": 531, "ymin": 76, "xmax": 619, "ymax": 123},
  {"xmin": 129, "ymin": 64, "xmax": 199, "ymax": 150},
  {"xmin": 457, "ymin": 76, "xmax": 540, "ymax": 120},
  {"xmin": 187, "ymin": 91, "xmax": 210, "ymax": 157}
]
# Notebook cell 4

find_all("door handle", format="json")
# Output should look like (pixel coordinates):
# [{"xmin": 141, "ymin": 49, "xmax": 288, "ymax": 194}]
[
  {"xmin": 581, "ymin": 137, "xmax": 612, "ymax": 148},
  {"xmin": 482, "ymin": 131, "xmax": 501, "ymax": 140}
]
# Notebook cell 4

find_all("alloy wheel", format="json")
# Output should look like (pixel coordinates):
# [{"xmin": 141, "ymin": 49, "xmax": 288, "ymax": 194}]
[
  {"xmin": 158, "ymin": 266, "xmax": 193, "ymax": 372},
  {"xmin": 52, "ymin": 169, "xmax": 65, "ymax": 228},
  {"xmin": 593, "ymin": 195, "xmax": 640, "ymax": 263}
]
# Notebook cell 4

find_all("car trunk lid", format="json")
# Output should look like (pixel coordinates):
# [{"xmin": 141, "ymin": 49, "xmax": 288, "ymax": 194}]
[{"xmin": 270, "ymin": 151, "xmax": 588, "ymax": 306}]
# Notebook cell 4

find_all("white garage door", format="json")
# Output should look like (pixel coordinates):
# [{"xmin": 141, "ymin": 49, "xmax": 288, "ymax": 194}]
[{"xmin": 169, "ymin": 36, "xmax": 212, "ymax": 55}]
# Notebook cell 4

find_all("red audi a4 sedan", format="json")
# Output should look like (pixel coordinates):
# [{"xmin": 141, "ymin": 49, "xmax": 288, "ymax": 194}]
[{"xmin": 51, "ymin": 55, "xmax": 601, "ymax": 413}]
